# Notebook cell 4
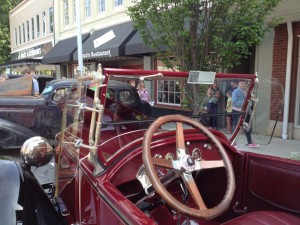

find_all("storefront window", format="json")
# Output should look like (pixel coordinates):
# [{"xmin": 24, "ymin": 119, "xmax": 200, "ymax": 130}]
[
  {"xmin": 157, "ymin": 80, "xmax": 182, "ymax": 106},
  {"xmin": 73, "ymin": 63, "xmax": 92, "ymax": 77},
  {"xmin": 156, "ymin": 58, "xmax": 182, "ymax": 106}
]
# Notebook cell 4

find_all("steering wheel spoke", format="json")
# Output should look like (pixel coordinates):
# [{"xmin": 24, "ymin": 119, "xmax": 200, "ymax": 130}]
[
  {"xmin": 194, "ymin": 160, "xmax": 225, "ymax": 170},
  {"xmin": 182, "ymin": 173, "xmax": 207, "ymax": 210},
  {"xmin": 151, "ymin": 157, "xmax": 179, "ymax": 170},
  {"xmin": 176, "ymin": 122, "xmax": 187, "ymax": 156}
]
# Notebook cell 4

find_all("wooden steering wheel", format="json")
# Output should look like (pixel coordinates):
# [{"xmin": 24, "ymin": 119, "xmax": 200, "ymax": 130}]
[{"xmin": 142, "ymin": 115, "xmax": 235, "ymax": 219}]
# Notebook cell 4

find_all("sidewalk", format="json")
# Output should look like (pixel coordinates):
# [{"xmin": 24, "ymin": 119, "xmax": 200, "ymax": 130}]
[
  {"xmin": 234, "ymin": 133, "xmax": 300, "ymax": 160},
  {"xmin": 162, "ymin": 122, "xmax": 300, "ymax": 160}
]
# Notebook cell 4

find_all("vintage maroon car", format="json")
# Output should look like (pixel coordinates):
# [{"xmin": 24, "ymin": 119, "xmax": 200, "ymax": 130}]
[{"xmin": 1, "ymin": 66, "xmax": 300, "ymax": 225}]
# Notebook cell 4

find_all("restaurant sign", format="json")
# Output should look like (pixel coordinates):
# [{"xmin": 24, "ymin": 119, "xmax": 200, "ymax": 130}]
[{"xmin": 11, "ymin": 42, "xmax": 53, "ymax": 61}]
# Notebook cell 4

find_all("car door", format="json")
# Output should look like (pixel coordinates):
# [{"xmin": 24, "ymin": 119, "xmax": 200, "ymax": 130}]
[{"xmin": 239, "ymin": 152, "xmax": 300, "ymax": 217}]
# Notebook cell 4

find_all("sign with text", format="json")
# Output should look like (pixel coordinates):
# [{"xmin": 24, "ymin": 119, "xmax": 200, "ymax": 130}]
[{"xmin": 11, "ymin": 42, "xmax": 53, "ymax": 61}]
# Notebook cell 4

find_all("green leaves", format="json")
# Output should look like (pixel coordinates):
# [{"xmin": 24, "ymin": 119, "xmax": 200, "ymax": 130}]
[
  {"xmin": 128, "ymin": 0, "xmax": 281, "ymax": 114},
  {"xmin": 128, "ymin": 0, "xmax": 281, "ymax": 72},
  {"xmin": 0, "ymin": 0, "xmax": 22, "ymax": 64}
]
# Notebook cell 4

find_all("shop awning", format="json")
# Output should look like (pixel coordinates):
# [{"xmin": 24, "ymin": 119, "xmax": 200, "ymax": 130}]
[
  {"xmin": 0, "ymin": 58, "xmax": 41, "ymax": 69},
  {"xmin": 42, "ymin": 34, "xmax": 89, "ymax": 64},
  {"xmin": 125, "ymin": 30, "xmax": 157, "ymax": 55},
  {"xmin": 73, "ymin": 21, "xmax": 136, "ymax": 60}
]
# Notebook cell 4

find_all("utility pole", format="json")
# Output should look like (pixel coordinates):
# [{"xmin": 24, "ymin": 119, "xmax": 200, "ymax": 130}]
[{"xmin": 75, "ymin": 0, "xmax": 83, "ymax": 76}]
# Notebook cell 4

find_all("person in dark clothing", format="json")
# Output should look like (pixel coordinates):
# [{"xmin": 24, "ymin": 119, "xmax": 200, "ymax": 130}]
[{"xmin": 206, "ymin": 80, "xmax": 221, "ymax": 129}]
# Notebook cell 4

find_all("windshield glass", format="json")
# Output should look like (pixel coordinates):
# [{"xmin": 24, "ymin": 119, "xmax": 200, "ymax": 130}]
[
  {"xmin": 56, "ymin": 68, "xmax": 285, "ymax": 179},
  {"xmin": 41, "ymin": 84, "xmax": 53, "ymax": 98},
  {"xmin": 97, "ymin": 73, "xmax": 257, "ymax": 164},
  {"xmin": 55, "ymin": 78, "xmax": 88, "ymax": 197},
  {"xmin": 233, "ymin": 77, "xmax": 284, "ymax": 147}
]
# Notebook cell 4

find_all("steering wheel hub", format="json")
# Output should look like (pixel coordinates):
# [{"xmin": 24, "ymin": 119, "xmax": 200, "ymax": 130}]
[{"xmin": 181, "ymin": 155, "xmax": 195, "ymax": 172}]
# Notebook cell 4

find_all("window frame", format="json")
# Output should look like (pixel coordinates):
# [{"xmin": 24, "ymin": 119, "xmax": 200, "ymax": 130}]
[
  {"xmin": 42, "ymin": 11, "xmax": 46, "ymax": 36},
  {"xmin": 156, "ymin": 80, "xmax": 182, "ymax": 106},
  {"xmin": 49, "ymin": 7, "xmax": 54, "ymax": 33},
  {"xmin": 73, "ymin": 0, "xmax": 76, "ymax": 23},
  {"xmin": 114, "ymin": 0, "xmax": 123, "ymax": 7},
  {"xmin": 64, "ymin": 0, "xmax": 70, "ymax": 25},
  {"xmin": 19, "ymin": 26, "xmax": 21, "ymax": 44},
  {"xmin": 98, "ymin": 0, "xmax": 105, "ymax": 14},
  {"xmin": 31, "ymin": 18, "xmax": 35, "ymax": 40},
  {"xmin": 22, "ymin": 23, "xmax": 25, "ymax": 43},
  {"xmin": 36, "ymin": 14, "xmax": 40, "ymax": 38},
  {"xmin": 15, "ymin": 28, "xmax": 18, "ymax": 46},
  {"xmin": 26, "ymin": 21, "xmax": 30, "ymax": 41},
  {"xmin": 85, "ymin": 0, "xmax": 91, "ymax": 19}
]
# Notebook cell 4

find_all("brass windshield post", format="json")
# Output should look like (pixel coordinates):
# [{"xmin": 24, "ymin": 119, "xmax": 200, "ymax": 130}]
[{"xmin": 85, "ymin": 64, "xmax": 106, "ymax": 175}]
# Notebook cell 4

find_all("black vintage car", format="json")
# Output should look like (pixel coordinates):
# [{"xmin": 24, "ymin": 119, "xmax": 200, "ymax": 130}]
[
  {"xmin": 0, "ymin": 77, "xmax": 73, "ymax": 149},
  {"xmin": 0, "ymin": 77, "xmax": 151, "ymax": 150}
]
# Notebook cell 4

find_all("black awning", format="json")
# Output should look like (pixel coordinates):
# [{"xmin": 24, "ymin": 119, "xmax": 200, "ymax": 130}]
[
  {"xmin": 42, "ymin": 33, "xmax": 89, "ymax": 64},
  {"xmin": 0, "ymin": 58, "xmax": 41, "ymax": 69},
  {"xmin": 125, "ymin": 30, "xmax": 157, "ymax": 55},
  {"xmin": 73, "ymin": 21, "xmax": 136, "ymax": 61}
]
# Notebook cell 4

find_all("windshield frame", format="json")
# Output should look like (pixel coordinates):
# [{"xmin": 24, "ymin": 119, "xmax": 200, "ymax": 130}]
[
  {"xmin": 56, "ymin": 67, "xmax": 257, "ymax": 178},
  {"xmin": 99, "ymin": 69, "xmax": 257, "ymax": 166}
]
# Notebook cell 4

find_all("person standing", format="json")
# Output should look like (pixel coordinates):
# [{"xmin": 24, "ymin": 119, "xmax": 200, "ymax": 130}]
[
  {"xmin": 206, "ymin": 80, "xmax": 221, "ymax": 129},
  {"xmin": 22, "ymin": 69, "xmax": 39, "ymax": 96},
  {"xmin": 129, "ymin": 79, "xmax": 138, "ymax": 88},
  {"xmin": 232, "ymin": 80, "xmax": 259, "ymax": 148},
  {"xmin": 137, "ymin": 80, "xmax": 150, "ymax": 103},
  {"xmin": 225, "ymin": 89, "xmax": 233, "ymax": 134},
  {"xmin": 137, "ymin": 80, "xmax": 152, "ymax": 116},
  {"xmin": 0, "ymin": 74, "xmax": 8, "ymax": 82}
]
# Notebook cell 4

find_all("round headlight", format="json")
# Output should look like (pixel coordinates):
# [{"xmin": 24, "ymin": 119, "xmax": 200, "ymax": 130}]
[{"xmin": 21, "ymin": 136, "xmax": 53, "ymax": 167}]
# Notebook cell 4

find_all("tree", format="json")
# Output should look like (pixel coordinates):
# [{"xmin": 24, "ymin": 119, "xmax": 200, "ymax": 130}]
[
  {"xmin": 0, "ymin": 0, "xmax": 22, "ymax": 64},
  {"xmin": 128, "ymin": 0, "xmax": 281, "ymax": 114}
]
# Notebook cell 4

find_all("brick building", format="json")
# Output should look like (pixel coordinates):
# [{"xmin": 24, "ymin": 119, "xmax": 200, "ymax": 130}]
[{"xmin": 254, "ymin": 0, "xmax": 300, "ymax": 139}]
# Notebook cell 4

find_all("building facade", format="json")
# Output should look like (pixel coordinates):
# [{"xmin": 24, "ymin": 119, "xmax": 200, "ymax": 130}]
[
  {"xmin": 43, "ymin": 0, "xmax": 151, "ymax": 78},
  {"xmin": 3, "ymin": 0, "xmax": 55, "ymax": 74},
  {"xmin": 254, "ymin": 0, "xmax": 300, "ymax": 139}
]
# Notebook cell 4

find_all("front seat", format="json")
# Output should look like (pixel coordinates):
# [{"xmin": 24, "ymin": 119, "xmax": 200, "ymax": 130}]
[{"xmin": 222, "ymin": 211, "xmax": 300, "ymax": 225}]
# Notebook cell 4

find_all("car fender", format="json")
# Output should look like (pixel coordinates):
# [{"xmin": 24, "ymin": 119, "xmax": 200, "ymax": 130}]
[{"xmin": 0, "ymin": 118, "xmax": 37, "ymax": 149}]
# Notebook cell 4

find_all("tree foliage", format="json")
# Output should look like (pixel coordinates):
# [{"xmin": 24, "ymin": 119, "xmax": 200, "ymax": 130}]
[
  {"xmin": 0, "ymin": 0, "xmax": 22, "ymax": 64},
  {"xmin": 128, "ymin": 0, "xmax": 281, "ymax": 114}
]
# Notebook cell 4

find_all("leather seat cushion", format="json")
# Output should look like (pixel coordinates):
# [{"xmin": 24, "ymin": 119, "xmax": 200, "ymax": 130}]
[{"xmin": 222, "ymin": 211, "xmax": 300, "ymax": 225}]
